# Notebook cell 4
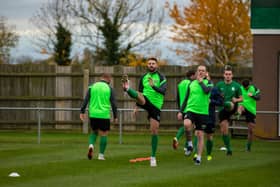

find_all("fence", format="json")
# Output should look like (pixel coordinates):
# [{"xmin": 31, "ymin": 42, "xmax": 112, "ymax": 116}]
[
  {"xmin": 0, "ymin": 106, "xmax": 279, "ymax": 144},
  {"xmin": 0, "ymin": 64, "xmax": 252, "ymax": 131}
]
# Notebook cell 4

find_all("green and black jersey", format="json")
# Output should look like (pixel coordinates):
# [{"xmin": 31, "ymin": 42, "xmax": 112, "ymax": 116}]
[
  {"xmin": 240, "ymin": 85, "xmax": 260, "ymax": 115},
  {"xmin": 177, "ymin": 79, "xmax": 192, "ymax": 113},
  {"xmin": 138, "ymin": 71, "xmax": 167, "ymax": 110},
  {"xmin": 180, "ymin": 79, "xmax": 213, "ymax": 115},
  {"xmin": 216, "ymin": 81, "xmax": 242, "ymax": 103},
  {"xmin": 216, "ymin": 80, "xmax": 242, "ymax": 111},
  {"xmin": 80, "ymin": 80, "xmax": 118, "ymax": 119}
]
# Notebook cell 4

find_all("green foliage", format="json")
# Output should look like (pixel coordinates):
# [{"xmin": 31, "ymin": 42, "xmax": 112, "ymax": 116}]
[
  {"xmin": 97, "ymin": 14, "xmax": 121, "ymax": 65},
  {"xmin": 0, "ymin": 132, "xmax": 280, "ymax": 187},
  {"xmin": 54, "ymin": 23, "xmax": 72, "ymax": 65}
]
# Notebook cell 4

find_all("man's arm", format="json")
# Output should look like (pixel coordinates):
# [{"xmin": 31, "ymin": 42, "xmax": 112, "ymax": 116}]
[
  {"xmin": 110, "ymin": 87, "xmax": 118, "ymax": 119},
  {"xmin": 152, "ymin": 80, "xmax": 167, "ymax": 95},
  {"xmin": 80, "ymin": 88, "xmax": 90, "ymax": 114}
]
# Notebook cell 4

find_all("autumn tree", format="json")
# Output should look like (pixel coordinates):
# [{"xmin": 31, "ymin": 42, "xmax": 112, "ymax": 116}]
[
  {"xmin": 30, "ymin": 0, "xmax": 73, "ymax": 65},
  {"xmin": 66, "ymin": 0, "xmax": 164, "ymax": 65},
  {"xmin": 0, "ymin": 16, "xmax": 19, "ymax": 64},
  {"xmin": 167, "ymin": 0, "xmax": 252, "ymax": 66}
]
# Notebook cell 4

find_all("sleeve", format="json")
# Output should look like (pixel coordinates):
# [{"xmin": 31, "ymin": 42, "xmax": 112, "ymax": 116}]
[
  {"xmin": 151, "ymin": 73, "xmax": 167, "ymax": 95},
  {"xmin": 210, "ymin": 87, "xmax": 224, "ymax": 106},
  {"xmin": 80, "ymin": 88, "xmax": 90, "ymax": 114},
  {"xmin": 138, "ymin": 74, "xmax": 145, "ymax": 92},
  {"xmin": 199, "ymin": 80, "xmax": 213, "ymax": 94},
  {"xmin": 237, "ymin": 84, "xmax": 243, "ymax": 98},
  {"xmin": 110, "ymin": 87, "xmax": 118, "ymax": 119},
  {"xmin": 251, "ymin": 86, "xmax": 261, "ymax": 101},
  {"xmin": 176, "ymin": 85, "xmax": 180, "ymax": 109},
  {"xmin": 152, "ymin": 80, "xmax": 167, "ymax": 95}
]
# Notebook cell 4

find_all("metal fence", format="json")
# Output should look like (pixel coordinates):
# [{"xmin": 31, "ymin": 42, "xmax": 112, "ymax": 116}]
[{"xmin": 0, "ymin": 107, "xmax": 279, "ymax": 144}]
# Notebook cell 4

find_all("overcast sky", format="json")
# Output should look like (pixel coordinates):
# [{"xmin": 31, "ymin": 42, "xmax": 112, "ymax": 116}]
[{"xmin": 0, "ymin": 0, "xmax": 190, "ymax": 65}]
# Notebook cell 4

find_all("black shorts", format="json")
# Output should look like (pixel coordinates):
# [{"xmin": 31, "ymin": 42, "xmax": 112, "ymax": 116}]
[
  {"xmin": 242, "ymin": 108, "xmax": 256, "ymax": 123},
  {"xmin": 90, "ymin": 118, "xmax": 110, "ymax": 131},
  {"xmin": 137, "ymin": 96, "xmax": 161, "ymax": 122},
  {"xmin": 218, "ymin": 103, "xmax": 238, "ymax": 122},
  {"xmin": 184, "ymin": 111, "xmax": 208, "ymax": 130},
  {"xmin": 205, "ymin": 122, "xmax": 215, "ymax": 134}
]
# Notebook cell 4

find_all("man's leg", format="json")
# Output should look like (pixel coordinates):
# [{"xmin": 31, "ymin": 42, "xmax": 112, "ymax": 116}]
[
  {"xmin": 87, "ymin": 131, "xmax": 98, "ymax": 160},
  {"xmin": 173, "ymin": 126, "xmax": 184, "ymax": 149},
  {"xmin": 220, "ymin": 119, "xmax": 232, "ymax": 155},
  {"xmin": 184, "ymin": 118, "xmax": 193, "ymax": 156},
  {"xmin": 195, "ymin": 130, "xmax": 204, "ymax": 165},
  {"xmin": 122, "ymin": 75, "xmax": 145, "ymax": 105},
  {"xmin": 150, "ymin": 118, "xmax": 159, "ymax": 167},
  {"xmin": 98, "ymin": 130, "xmax": 109, "ymax": 160},
  {"xmin": 246, "ymin": 122, "xmax": 255, "ymax": 152},
  {"xmin": 206, "ymin": 133, "xmax": 213, "ymax": 160},
  {"xmin": 192, "ymin": 133, "xmax": 198, "ymax": 160}
]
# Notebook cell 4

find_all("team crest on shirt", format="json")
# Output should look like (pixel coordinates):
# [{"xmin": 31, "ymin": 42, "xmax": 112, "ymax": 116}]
[{"xmin": 232, "ymin": 87, "xmax": 235, "ymax": 91}]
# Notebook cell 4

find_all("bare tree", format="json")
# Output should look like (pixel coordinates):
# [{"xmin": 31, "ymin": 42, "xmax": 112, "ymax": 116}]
[
  {"xmin": 30, "ymin": 0, "xmax": 73, "ymax": 57},
  {"xmin": 66, "ymin": 0, "xmax": 164, "ymax": 65},
  {"xmin": 0, "ymin": 16, "xmax": 19, "ymax": 64}
]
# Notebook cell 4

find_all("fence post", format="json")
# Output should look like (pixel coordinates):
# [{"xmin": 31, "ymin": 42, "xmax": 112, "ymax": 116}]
[
  {"xmin": 119, "ymin": 110, "xmax": 123, "ymax": 144},
  {"xmin": 82, "ymin": 69, "xmax": 89, "ymax": 134},
  {"xmin": 37, "ymin": 108, "xmax": 41, "ymax": 144}
]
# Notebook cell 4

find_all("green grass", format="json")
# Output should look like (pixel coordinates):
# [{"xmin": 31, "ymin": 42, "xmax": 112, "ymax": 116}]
[{"xmin": 0, "ymin": 131, "xmax": 280, "ymax": 187}]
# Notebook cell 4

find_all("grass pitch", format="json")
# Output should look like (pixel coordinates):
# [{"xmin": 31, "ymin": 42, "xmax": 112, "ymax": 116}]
[{"xmin": 0, "ymin": 132, "xmax": 280, "ymax": 187}]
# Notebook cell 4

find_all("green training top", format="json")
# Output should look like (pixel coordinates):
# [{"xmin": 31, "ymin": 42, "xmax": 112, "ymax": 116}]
[
  {"xmin": 177, "ymin": 79, "xmax": 191, "ymax": 112},
  {"xmin": 186, "ymin": 79, "xmax": 212, "ymax": 115},
  {"xmin": 89, "ymin": 81, "xmax": 112, "ymax": 119},
  {"xmin": 240, "ymin": 85, "xmax": 259, "ymax": 115},
  {"xmin": 139, "ymin": 71, "xmax": 167, "ymax": 110},
  {"xmin": 216, "ymin": 80, "xmax": 242, "ymax": 110}
]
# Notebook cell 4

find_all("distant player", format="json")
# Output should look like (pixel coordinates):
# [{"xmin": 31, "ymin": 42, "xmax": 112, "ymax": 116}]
[
  {"xmin": 122, "ymin": 57, "xmax": 167, "ymax": 167},
  {"xmin": 80, "ymin": 73, "xmax": 118, "ymax": 160},
  {"xmin": 179, "ymin": 65, "xmax": 213, "ymax": 165},
  {"xmin": 173, "ymin": 69, "xmax": 196, "ymax": 153},
  {"xmin": 216, "ymin": 65, "xmax": 243, "ymax": 156},
  {"xmin": 238, "ymin": 79, "xmax": 260, "ymax": 152}
]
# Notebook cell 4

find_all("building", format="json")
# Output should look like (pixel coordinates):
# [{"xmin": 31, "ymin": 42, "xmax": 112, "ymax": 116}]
[{"xmin": 251, "ymin": 0, "xmax": 280, "ymax": 139}]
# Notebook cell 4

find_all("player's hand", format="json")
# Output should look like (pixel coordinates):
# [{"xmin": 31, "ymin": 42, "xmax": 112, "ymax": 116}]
[
  {"xmin": 248, "ymin": 93, "xmax": 253, "ymax": 97},
  {"xmin": 133, "ymin": 107, "xmax": 138, "ymax": 117},
  {"xmin": 232, "ymin": 97, "xmax": 238, "ymax": 103},
  {"xmin": 197, "ymin": 74, "xmax": 203, "ymax": 82},
  {"xmin": 177, "ymin": 112, "xmax": 183, "ymax": 121},
  {"xmin": 80, "ymin": 113, "xmax": 86, "ymax": 121},
  {"xmin": 112, "ymin": 118, "xmax": 118, "ymax": 124},
  {"xmin": 148, "ymin": 77, "xmax": 154, "ymax": 86}
]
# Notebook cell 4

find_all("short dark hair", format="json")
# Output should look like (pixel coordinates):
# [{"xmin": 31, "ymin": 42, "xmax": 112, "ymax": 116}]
[
  {"xmin": 186, "ymin": 69, "xmax": 196, "ymax": 78},
  {"xmin": 242, "ymin": 79, "xmax": 250, "ymax": 88},
  {"xmin": 224, "ymin": 65, "xmax": 232, "ymax": 72},
  {"xmin": 147, "ymin": 57, "xmax": 158, "ymax": 63}
]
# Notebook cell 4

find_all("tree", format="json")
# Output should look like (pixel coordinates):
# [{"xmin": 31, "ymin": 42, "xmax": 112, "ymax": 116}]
[
  {"xmin": 167, "ymin": 0, "xmax": 252, "ymax": 66},
  {"xmin": 0, "ymin": 16, "xmax": 19, "ymax": 64},
  {"xmin": 30, "ymin": 0, "xmax": 73, "ymax": 65},
  {"xmin": 66, "ymin": 0, "xmax": 164, "ymax": 65},
  {"xmin": 54, "ymin": 23, "xmax": 72, "ymax": 65}
]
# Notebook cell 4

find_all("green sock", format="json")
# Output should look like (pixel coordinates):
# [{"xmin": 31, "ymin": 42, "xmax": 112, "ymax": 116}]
[
  {"xmin": 222, "ymin": 135, "xmax": 232, "ymax": 152},
  {"xmin": 89, "ymin": 132, "xmax": 98, "ymax": 145},
  {"xmin": 99, "ymin": 136, "xmax": 107, "ymax": 154},
  {"xmin": 127, "ymin": 88, "xmax": 138, "ymax": 99},
  {"xmin": 246, "ymin": 142, "xmax": 252, "ymax": 151},
  {"xmin": 176, "ymin": 126, "xmax": 185, "ymax": 140},
  {"xmin": 206, "ymin": 140, "xmax": 213, "ymax": 156},
  {"xmin": 193, "ymin": 136, "xmax": 198, "ymax": 154},
  {"xmin": 151, "ymin": 135, "xmax": 158, "ymax": 157}
]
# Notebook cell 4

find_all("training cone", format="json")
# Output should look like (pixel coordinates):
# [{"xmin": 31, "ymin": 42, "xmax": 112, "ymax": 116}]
[
  {"xmin": 129, "ymin": 157, "xmax": 151, "ymax": 163},
  {"xmin": 9, "ymin": 172, "xmax": 20, "ymax": 177}
]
